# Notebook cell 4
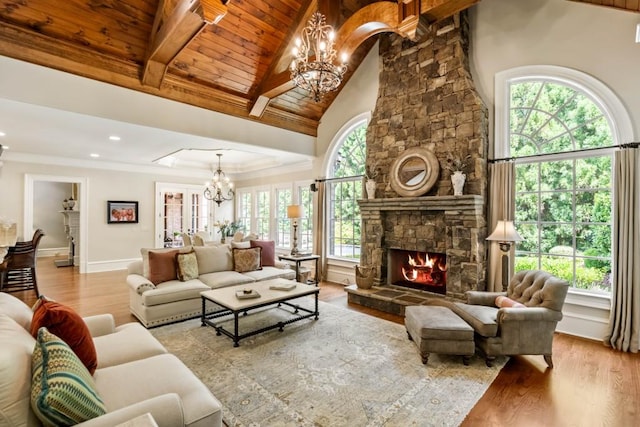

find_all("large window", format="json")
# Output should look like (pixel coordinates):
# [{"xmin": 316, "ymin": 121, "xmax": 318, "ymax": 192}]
[
  {"xmin": 256, "ymin": 189, "xmax": 270, "ymax": 239},
  {"xmin": 275, "ymin": 187, "xmax": 292, "ymax": 248},
  {"xmin": 507, "ymin": 78, "xmax": 614, "ymax": 293},
  {"xmin": 298, "ymin": 185, "xmax": 314, "ymax": 253},
  {"xmin": 327, "ymin": 120, "xmax": 367, "ymax": 260}
]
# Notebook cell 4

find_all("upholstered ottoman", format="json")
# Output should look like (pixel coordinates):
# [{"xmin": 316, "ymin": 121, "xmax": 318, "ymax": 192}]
[{"xmin": 405, "ymin": 305, "xmax": 475, "ymax": 365}]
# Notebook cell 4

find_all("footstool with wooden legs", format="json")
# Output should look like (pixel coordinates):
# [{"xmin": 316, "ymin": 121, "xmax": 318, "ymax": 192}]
[{"xmin": 405, "ymin": 305, "xmax": 475, "ymax": 365}]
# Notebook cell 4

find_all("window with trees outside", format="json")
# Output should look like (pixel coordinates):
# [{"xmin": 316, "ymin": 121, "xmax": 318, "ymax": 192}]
[
  {"xmin": 508, "ymin": 79, "xmax": 613, "ymax": 293},
  {"xmin": 328, "ymin": 122, "xmax": 366, "ymax": 260},
  {"xmin": 237, "ymin": 191, "xmax": 252, "ymax": 235},
  {"xmin": 298, "ymin": 185, "xmax": 314, "ymax": 253},
  {"xmin": 275, "ymin": 187, "xmax": 292, "ymax": 248},
  {"xmin": 256, "ymin": 189, "xmax": 270, "ymax": 239}
]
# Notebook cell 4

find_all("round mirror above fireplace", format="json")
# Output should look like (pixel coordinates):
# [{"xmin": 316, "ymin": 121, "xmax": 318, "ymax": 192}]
[{"xmin": 389, "ymin": 147, "xmax": 440, "ymax": 197}]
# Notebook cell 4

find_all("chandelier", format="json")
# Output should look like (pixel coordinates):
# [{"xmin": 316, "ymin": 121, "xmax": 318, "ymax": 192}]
[
  {"xmin": 290, "ymin": 12, "xmax": 348, "ymax": 102},
  {"xmin": 204, "ymin": 153, "xmax": 235, "ymax": 206}
]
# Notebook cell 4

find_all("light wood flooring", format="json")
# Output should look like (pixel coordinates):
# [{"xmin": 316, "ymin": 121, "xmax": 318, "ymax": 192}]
[{"xmin": 9, "ymin": 257, "xmax": 638, "ymax": 426}]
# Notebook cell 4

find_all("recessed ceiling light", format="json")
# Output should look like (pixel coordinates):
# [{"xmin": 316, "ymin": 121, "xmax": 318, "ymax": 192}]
[
  {"xmin": 90, "ymin": 153, "xmax": 100, "ymax": 158},
  {"xmin": 109, "ymin": 135, "xmax": 121, "ymax": 141}
]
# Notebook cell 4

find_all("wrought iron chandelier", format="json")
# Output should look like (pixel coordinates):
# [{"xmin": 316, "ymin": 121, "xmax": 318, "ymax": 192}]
[
  {"xmin": 204, "ymin": 153, "xmax": 235, "ymax": 206},
  {"xmin": 290, "ymin": 12, "xmax": 348, "ymax": 102}
]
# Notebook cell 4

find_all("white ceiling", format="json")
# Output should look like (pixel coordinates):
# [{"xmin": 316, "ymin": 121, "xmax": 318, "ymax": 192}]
[{"xmin": 0, "ymin": 97, "xmax": 314, "ymax": 178}]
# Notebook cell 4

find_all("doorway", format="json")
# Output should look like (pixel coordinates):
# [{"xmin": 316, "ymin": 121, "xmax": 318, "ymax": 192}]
[{"xmin": 24, "ymin": 174, "xmax": 88, "ymax": 273}]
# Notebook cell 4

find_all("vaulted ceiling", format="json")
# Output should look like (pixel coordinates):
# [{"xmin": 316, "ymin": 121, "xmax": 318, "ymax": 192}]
[{"xmin": 0, "ymin": 0, "xmax": 483, "ymax": 138}]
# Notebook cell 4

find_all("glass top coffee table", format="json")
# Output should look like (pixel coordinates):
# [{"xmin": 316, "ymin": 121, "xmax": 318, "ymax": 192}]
[{"xmin": 200, "ymin": 278, "xmax": 319, "ymax": 347}]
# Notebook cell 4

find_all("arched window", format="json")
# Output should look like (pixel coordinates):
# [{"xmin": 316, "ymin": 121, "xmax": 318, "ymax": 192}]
[
  {"xmin": 496, "ymin": 66, "xmax": 632, "ymax": 294},
  {"xmin": 325, "ymin": 114, "xmax": 368, "ymax": 260}
]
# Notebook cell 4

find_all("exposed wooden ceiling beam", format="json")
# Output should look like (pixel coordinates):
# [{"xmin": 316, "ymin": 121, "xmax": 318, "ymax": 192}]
[
  {"xmin": 142, "ymin": 0, "xmax": 229, "ymax": 89},
  {"xmin": 250, "ymin": 0, "xmax": 428, "ymax": 116},
  {"xmin": 419, "ymin": 0, "xmax": 481, "ymax": 23},
  {"xmin": 567, "ymin": 0, "xmax": 640, "ymax": 14},
  {"xmin": 249, "ymin": 0, "xmax": 316, "ymax": 118}
]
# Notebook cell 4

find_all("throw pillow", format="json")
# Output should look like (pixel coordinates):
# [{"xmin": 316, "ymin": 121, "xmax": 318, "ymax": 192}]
[
  {"xmin": 250, "ymin": 239, "xmax": 276, "ymax": 267},
  {"xmin": 30, "ymin": 297, "xmax": 98, "ymax": 375},
  {"xmin": 177, "ymin": 250, "xmax": 199, "ymax": 281},
  {"xmin": 495, "ymin": 295, "xmax": 526, "ymax": 308},
  {"xmin": 194, "ymin": 245, "xmax": 233, "ymax": 273},
  {"xmin": 233, "ymin": 247, "xmax": 262, "ymax": 273},
  {"xmin": 147, "ymin": 249, "xmax": 178, "ymax": 285},
  {"xmin": 31, "ymin": 327, "xmax": 107, "ymax": 426}
]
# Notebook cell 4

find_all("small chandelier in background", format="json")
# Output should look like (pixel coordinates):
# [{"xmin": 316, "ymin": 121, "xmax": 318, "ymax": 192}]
[
  {"xmin": 204, "ymin": 153, "xmax": 235, "ymax": 206},
  {"xmin": 290, "ymin": 12, "xmax": 348, "ymax": 102}
]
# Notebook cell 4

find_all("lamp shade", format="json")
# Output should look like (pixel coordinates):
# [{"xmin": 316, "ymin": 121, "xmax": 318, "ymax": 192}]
[
  {"xmin": 287, "ymin": 205, "xmax": 303, "ymax": 219},
  {"xmin": 486, "ymin": 220, "xmax": 523, "ymax": 243}
]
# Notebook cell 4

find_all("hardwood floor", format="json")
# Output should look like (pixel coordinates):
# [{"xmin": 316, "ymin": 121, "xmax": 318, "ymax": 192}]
[{"xmin": 10, "ymin": 257, "xmax": 638, "ymax": 426}]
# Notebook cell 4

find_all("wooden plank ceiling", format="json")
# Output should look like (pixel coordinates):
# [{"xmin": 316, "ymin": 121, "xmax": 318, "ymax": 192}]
[
  {"xmin": 0, "ymin": 0, "xmax": 481, "ymax": 137},
  {"xmin": 569, "ymin": 0, "xmax": 640, "ymax": 13}
]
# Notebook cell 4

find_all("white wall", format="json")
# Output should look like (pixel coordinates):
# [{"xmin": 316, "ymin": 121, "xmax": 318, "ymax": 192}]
[{"xmin": 33, "ymin": 181, "xmax": 72, "ymax": 251}]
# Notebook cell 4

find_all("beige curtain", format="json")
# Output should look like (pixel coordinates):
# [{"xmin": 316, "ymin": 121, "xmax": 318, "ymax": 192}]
[
  {"xmin": 313, "ymin": 181, "xmax": 326, "ymax": 281},
  {"xmin": 487, "ymin": 161, "xmax": 516, "ymax": 292},
  {"xmin": 604, "ymin": 147, "xmax": 640, "ymax": 353}
]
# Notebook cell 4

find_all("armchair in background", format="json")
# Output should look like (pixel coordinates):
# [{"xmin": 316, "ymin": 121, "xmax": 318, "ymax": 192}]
[{"xmin": 450, "ymin": 270, "xmax": 569, "ymax": 368}]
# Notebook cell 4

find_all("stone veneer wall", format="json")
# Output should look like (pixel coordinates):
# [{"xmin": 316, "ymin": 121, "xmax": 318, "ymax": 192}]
[{"xmin": 360, "ymin": 13, "xmax": 490, "ymax": 297}]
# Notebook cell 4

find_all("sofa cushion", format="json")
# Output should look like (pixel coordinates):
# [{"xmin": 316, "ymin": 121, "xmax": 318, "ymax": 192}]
[
  {"xmin": 231, "ymin": 240, "xmax": 250, "ymax": 249},
  {"xmin": 250, "ymin": 240, "xmax": 276, "ymax": 267},
  {"xmin": 31, "ymin": 327, "xmax": 107, "ymax": 425},
  {"xmin": 177, "ymin": 250, "xmax": 199, "ymax": 281},
  {"xmin": 141, "ymin": 280, "xmax": 211, "ymax": 307},
  {"xmin": 0, "ymin": 315, "xmax": 40, "ymax": 427},
  {"xmin": 93, "ymin": 354, "xmax": 222, "ymax": 427},
  {"xmin": 0, "ymin": 291, "xmax": 33, "ymax": 330},
  {"xmin": 148, "ymin": 249, "xmax": 178, "ymax": 285},
  {"xmin": 194, "ymin": 245, "xmax": 233, "ymax": 274},
  {"xmin": 451, "ymin": 302, "xmax": 499, "ymax": 338},
  {"xmin": 198, "ymin": 271, "xmax": 256, "ymax": 289},
  {"xmin": 93, "ymin": 322, "xmax": 167, "ymax": 369},
  {"xmin": 233, "ymin": 247, "xmax": 262, "ymax": 273},
  {"xmin": 31, "ymin": 297, "xmax": 98, "ymax": 375},
  {"xmin": 495, "ymin": 295, "xmax": 526, "ymax": 308},
  {"xmin": 243, "ymin": 266, "xmax": 296, "ymax": 282}
]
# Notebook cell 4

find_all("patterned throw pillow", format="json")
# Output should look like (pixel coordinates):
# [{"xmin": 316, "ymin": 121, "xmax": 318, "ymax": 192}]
[
  {"xmin": 30, "ymin": 297, "xmax": 98, "ymax": 375},
  {"xmin": 233, "ymin": 247, "xmax": 262, "ymax": 273},
  {"xmin": 177, "ymin": 250, "xmax": 199, "ymax": 281},
  {"xmin": 495, "ymin": 295, "xmax": 526, "ymax": 308},
  {"xmin": 31, "ymin": 328, "xmax": 107, "ymax": 426}
]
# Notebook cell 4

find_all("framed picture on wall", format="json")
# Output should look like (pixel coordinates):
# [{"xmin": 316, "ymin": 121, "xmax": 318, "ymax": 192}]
[{"xmin": 107, "ymin": 201, "xmax": 138, "ymax": 224}]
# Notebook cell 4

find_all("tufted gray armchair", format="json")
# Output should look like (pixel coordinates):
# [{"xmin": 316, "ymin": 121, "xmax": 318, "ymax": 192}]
[{"xmin": 450, "ymin": 270, "xmax": 569, "ymax": 367}]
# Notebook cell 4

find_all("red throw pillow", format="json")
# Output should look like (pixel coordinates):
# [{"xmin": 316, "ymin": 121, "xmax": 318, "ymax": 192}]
[
  {"xmin": 250, "ymin": 240, "xmax": 275, "ymax": 267},
  {"xmin": 148, "ymin": 249, "xmax": 178, "ymax": 285},
  {"xmin": 495, "ymin": 295, "xmax": 526, "ymax": 308},
  {"xmin": 30, "ymin": 297, "xmax": 98, "ymax": 375}
]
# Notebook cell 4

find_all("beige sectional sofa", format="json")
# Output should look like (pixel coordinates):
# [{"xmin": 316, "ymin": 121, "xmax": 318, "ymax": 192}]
[
  {"xmin": 127, "ymin": 243, "xmax": 296, "ymax": 328},
  {"xmin": 0, "ymin": 292, "xmax": 223, "ymax": 427}
]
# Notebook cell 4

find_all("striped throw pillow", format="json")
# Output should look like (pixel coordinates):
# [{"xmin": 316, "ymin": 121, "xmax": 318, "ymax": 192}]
[{"xmin": 31, "ymin": 327, "xmax": 106, "ymax": 426}]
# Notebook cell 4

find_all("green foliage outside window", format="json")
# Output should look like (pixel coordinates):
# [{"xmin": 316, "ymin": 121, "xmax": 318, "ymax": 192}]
[
  {"xmin": 329, "ymin": 123, "xmax": 367, "ymax": 259},
  {"xmin": 510, "ymin": 80, "xmax": 613, "ymax": 293}
]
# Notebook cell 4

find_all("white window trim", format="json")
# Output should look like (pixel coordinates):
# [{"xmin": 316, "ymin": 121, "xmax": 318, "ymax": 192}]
[
  {"xmin": 495, "ymin": 65, "xmax": 634, "ymax": 303},
  {"xmin": 495, "ymin": 65, "xmax": 633, "ymax": 158},
  {"xmin": 323, "ymin": 112, "xmax": 371, "ymax": 262}
]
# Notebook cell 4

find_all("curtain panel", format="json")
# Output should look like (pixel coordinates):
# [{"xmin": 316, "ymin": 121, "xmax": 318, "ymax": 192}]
[
  {"xmin": 487, "ymin": 161, "xmax": 516, "ymax": 292},
  {"xmin": 604, "ymin": 147, "xmax": 640, "ymax": 353}
]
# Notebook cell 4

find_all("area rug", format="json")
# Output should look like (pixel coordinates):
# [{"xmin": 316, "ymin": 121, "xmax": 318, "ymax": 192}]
[{"xmin": 151, "ymin": 300, "xmax": 506, "ymax": 427}]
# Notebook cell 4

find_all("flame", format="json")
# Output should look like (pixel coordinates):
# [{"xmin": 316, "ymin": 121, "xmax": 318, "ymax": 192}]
[{"xmin": 399, "ymin": 252, "xmax": 443, "ymax": 284}]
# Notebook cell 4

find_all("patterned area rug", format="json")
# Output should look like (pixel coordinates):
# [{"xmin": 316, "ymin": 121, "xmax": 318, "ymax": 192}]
[{"xmin": 151, "ymin": 299, "xmax": 506, "ymax": 427}]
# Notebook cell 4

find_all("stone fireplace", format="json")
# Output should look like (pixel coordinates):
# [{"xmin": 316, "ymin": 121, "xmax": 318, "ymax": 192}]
[{"xmin": 349, "ymin": 13, "xmax": 489, "ymax": 310}]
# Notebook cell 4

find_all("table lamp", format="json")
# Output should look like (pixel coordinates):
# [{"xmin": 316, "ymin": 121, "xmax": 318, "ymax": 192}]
[
  {"xmin": 486, "ymin": 220, "xmax": 523, "ymax": 291},
  {"xmin": 287, "ymin": 205, "xmax": 303, "ymax": 256}
]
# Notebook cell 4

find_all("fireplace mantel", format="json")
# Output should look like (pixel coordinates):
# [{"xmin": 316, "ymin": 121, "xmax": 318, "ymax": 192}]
[{"xmin": 359, "ymin": 195, "xmax": 484, "ymax": 213}]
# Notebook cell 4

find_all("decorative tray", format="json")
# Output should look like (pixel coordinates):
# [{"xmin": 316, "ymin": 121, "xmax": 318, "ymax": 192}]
[
  {"xmin": 235, "ymin": 289, "xmax": 261, "ymax": 299},
  {"xmin": 269, "ymin": 282, "xmax": 297, "ymax": 291}
]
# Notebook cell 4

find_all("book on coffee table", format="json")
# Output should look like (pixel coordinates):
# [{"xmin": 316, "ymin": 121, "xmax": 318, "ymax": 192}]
[
  {"xmin": 269, "ymin": 282, "xmax": 297, "ymax": 291},
  {"xmin": 235, "ymin": 289, "xmax": 260, "ymax": 299}
]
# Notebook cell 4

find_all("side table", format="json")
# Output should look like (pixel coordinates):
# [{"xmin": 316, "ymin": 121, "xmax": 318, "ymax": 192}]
[{"xmin": 278, "ymin": 254, "xmax": 320, "ymax": 285}]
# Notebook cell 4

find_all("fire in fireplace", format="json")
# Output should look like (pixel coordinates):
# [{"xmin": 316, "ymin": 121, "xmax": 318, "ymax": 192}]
[{"xmin": 387, "ymin": 249, "xmax": 447, "ymax": 295}]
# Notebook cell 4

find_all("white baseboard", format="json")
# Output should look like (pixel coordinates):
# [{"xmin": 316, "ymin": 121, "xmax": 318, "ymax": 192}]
[
  {"xmin": 87, "ymin": 258, "xmax": 138, "ymax": 273},
  {"xmin": 37, "ymin": 248, "xmax": 67, "ymax": 258}
]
